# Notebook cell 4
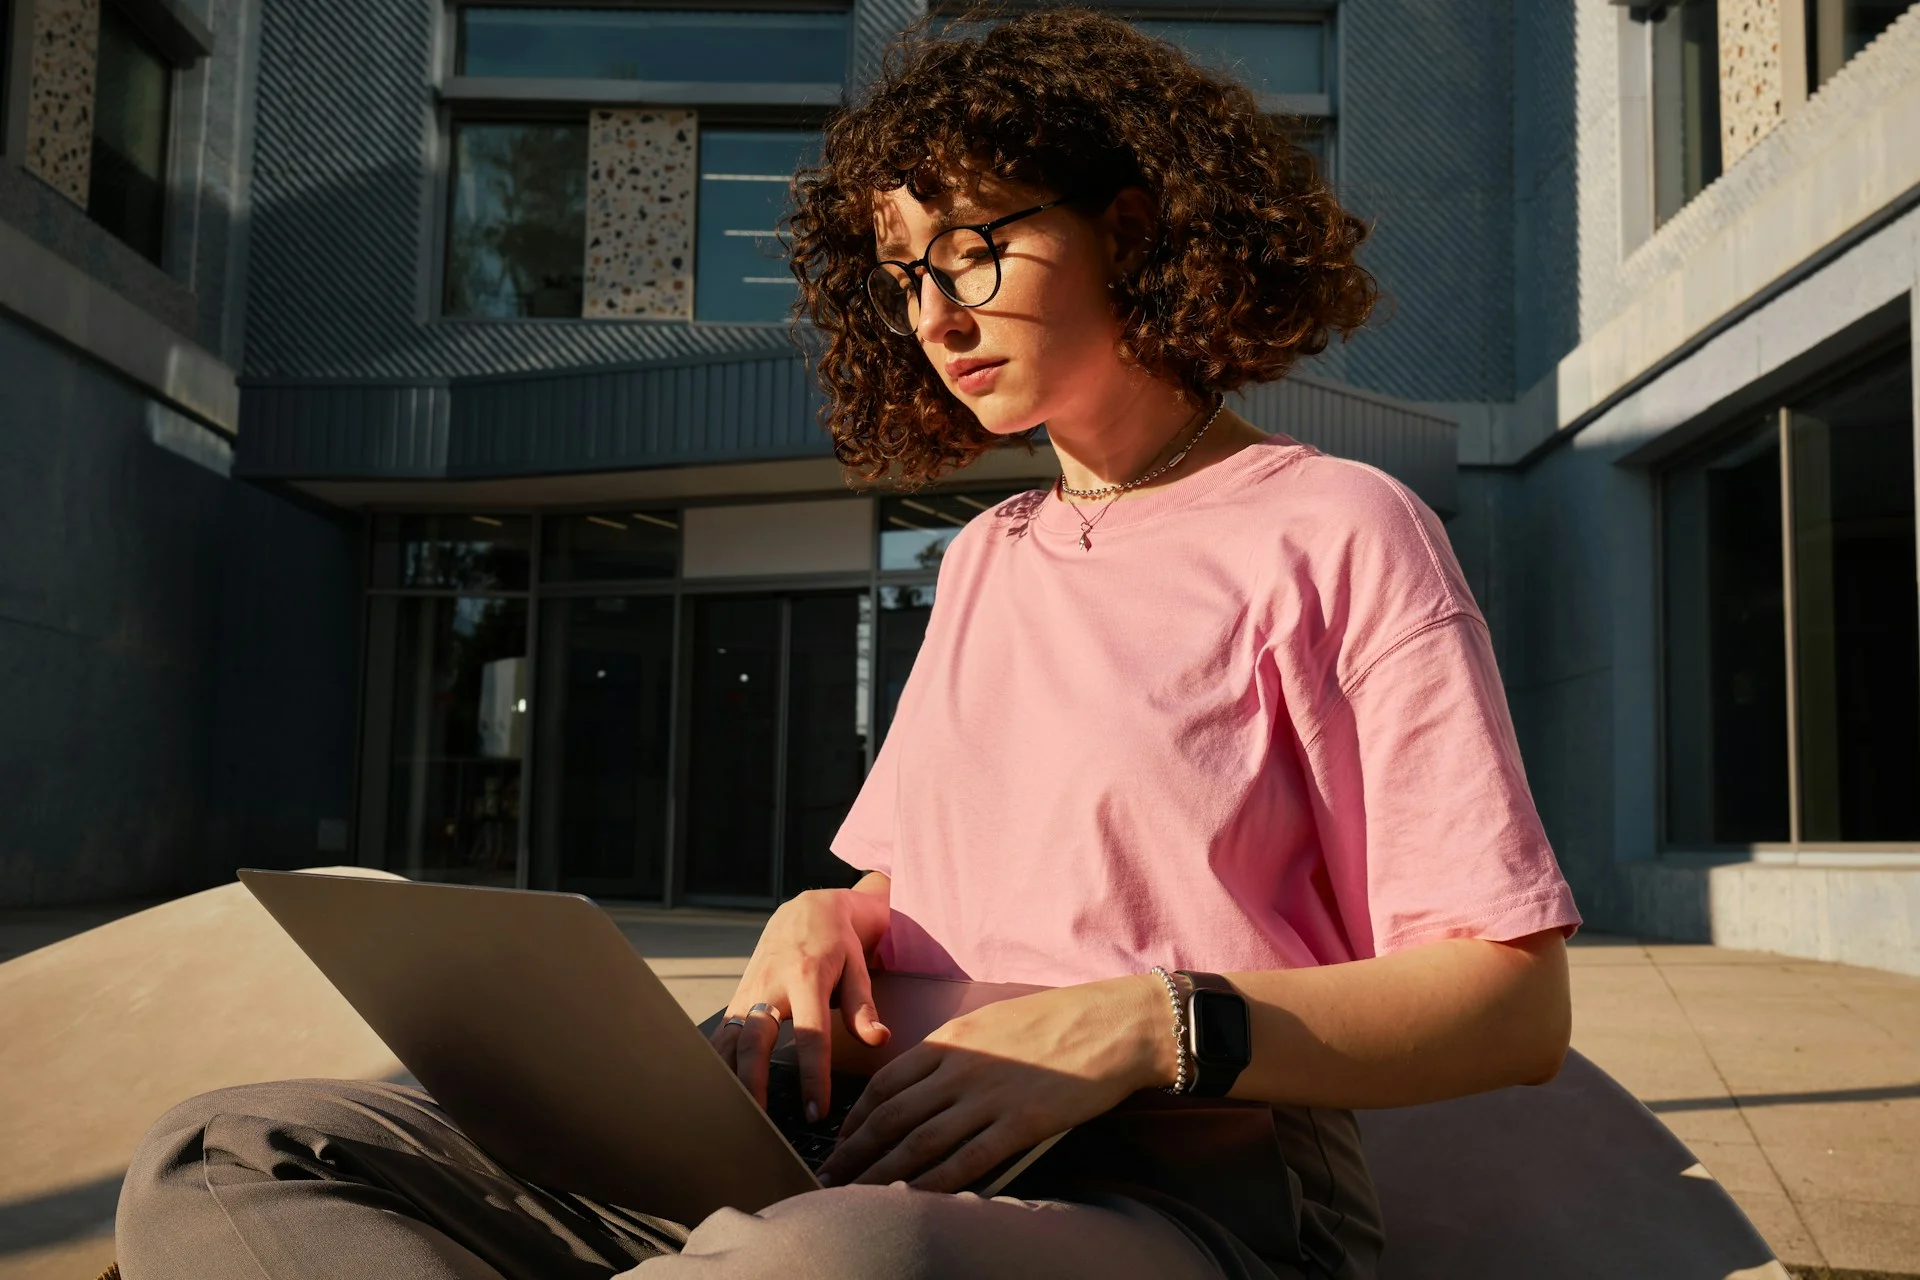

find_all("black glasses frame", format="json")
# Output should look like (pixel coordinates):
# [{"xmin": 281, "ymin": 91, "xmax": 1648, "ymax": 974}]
[{"xmin": 865, "ymin": 199, "xmax": 1074, "ymax": 336}]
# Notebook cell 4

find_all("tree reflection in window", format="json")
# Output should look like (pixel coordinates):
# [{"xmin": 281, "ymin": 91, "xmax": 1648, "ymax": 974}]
[{"xmin": 445, "ymin": 122, "xmax": 588, "ymax": 318}]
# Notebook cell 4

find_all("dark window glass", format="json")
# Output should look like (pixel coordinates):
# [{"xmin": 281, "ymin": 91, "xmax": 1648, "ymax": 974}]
[
  {"xmin": 878, "ymin": 489, "xmax": 1029, "ymax": 571},
  {"xmin": 385, "ymin": 596, "xmax": 529, "ymax": 886},
  {"xmin": 543, "ymin": 511, "xmax": 680, "ymax": 582},
  {"xmin": 445, "ymin": 121, "xmax": 587, "ymax": 319},
  {"xmin": 782, "ymin": 592, "xmax": 868, "ymax": 897},
  {"xmin": 1788, "ymin": 351, "xmax": 1919, "ymax": 840},
  {"xmin": 535, "ymin": 595, "xmax": 676, "ymax": 899},
  {"xmin": 683, "ymin": 595, "xmax": 782, "ymax": 899},
  {"xmin": 372, "ymin": 515, "xmax": 533, "ymax": 590},
  {"xmin": 1651, "ymin": 0, "xmax": 1722, "ymax": 227},
  {"xmin": 875, "ymin": 582, "xmax": 935, "ymax": 740},
  {"xmin": 459, "ymin": 8, "xmax": 848, "ymax": 83},
  {"xmin": 90, "ymin": 4, "xmax": 170, "ymax": 261},
  {"xmin": 1132, "ymin": 19, "xmax": 1325, "ymax": 96},
  {"xmin": 1663, "ymin": 421, "xmax": 1791, "ymax": 844},
  {"xmin": 695, "ymin": 130, "xmax": 818, "ymax": 323},
  {"xmin": 1808, "ymin": 0, "xmax": 1917, "ymax": 90}
]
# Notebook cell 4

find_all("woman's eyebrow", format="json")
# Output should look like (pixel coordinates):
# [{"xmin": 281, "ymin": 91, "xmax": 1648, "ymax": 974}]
[{"xmin": 874, "ymin": 203, "xmax": 991, "ymax": 260}]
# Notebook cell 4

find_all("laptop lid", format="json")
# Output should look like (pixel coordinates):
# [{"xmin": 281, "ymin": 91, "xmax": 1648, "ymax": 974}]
[{"xmin": 237, "ymin": 869, "xmax": 818, "ymax": 1225}]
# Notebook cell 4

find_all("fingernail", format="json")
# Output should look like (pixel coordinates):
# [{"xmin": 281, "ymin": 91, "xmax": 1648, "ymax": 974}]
[
  {"xmin": 816, "ymin": 1172, "xmax": 835, "ymax": 1187},
  {"xmin": 872, "ymin": 1021, "xmax": 891, "ymax": 1039},
  {"xmin": 805, "ymin": 1101, "xmax": 820, "ymax": 1124}
]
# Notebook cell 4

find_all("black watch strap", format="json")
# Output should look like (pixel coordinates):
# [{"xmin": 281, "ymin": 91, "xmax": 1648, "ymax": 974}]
[{"xmin": 1175, "ymin": 970, "xmax": 1251, "ymax": 1098}]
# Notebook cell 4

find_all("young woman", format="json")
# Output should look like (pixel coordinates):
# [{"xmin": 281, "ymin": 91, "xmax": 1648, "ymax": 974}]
[{"xmin": 117, "ymin": 12, "xmax": 1578, "ymax": 1280}]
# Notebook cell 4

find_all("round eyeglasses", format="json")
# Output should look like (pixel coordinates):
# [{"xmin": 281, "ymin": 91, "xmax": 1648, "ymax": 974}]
[{"xmin": 865, "ymin": 199, "xmax": 1073, "ymax": 337}]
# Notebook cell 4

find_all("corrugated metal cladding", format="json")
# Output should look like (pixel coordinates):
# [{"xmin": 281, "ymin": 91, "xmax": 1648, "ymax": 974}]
[{"xmin": 241, "ymin": 354, "xmax": 1457, "ymax": 516}]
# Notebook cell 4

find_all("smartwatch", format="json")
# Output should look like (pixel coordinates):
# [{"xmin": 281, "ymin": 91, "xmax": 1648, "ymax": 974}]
[{"xmin": 1175, "ymin": 970, "xmax": 1252, "ymax": 1097}]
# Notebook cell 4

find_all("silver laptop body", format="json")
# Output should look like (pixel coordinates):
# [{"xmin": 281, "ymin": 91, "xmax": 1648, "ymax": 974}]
[{"xmin": 237, "ymin": 869, "xmax": 1060, "ymax": 1227}]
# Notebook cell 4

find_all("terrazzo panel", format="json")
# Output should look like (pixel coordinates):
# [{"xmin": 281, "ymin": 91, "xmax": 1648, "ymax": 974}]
[
  {"xmin": 1719, "ymin": 0, "xmax": 1785, "ymax": 167},
  {"xmin": 25, "ymin": 0, "xmax": 101, "ymax": 206},
  {"xmin": 584, "ymin": 108, "xmax": 697, "ymax": 320}
]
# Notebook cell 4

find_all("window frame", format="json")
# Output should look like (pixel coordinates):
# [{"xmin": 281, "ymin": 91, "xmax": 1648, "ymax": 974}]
[
  {"xmin": 1655, "ymin": 335, "xmax": 1920, "ymax": 857},
  {"xmin": 88, "ymin": 0, "xmax": 179, "ymax": 263},
  {"xmin": 431, "ymin": 0, "xmax": 844, "ymax": 325}
]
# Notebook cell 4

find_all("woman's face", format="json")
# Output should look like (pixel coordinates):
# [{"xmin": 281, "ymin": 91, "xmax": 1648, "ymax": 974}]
[{"xmin": 871, "ymin": 177, "xmax": 1133, "ymax": 437}]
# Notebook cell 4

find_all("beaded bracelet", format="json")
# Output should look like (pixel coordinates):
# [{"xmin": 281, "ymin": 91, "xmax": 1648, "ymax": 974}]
[{"xmin": 1148, "ymin": 965, "xmax": 1194, "ymax": 1095}]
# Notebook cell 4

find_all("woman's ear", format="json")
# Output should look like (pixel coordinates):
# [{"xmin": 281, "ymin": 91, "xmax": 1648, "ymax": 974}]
[{"xmin": 1104, "ymin": 186, "xmax": 1159, "ymax": 276}]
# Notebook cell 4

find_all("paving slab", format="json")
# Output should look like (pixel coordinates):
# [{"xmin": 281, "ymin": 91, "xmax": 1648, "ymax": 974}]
[{"xmin": 1569, "ymin": 935, "xmax": 1920, "ymax": 1277}]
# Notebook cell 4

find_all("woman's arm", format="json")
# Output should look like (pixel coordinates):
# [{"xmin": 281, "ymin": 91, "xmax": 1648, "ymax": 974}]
[
  {"xmin": 818, "ymin": 926, "xmax": 1570, "ymax": 1190},
  {"xmin": 1203, "ymin": 928, "xmax": 1570, "ymax": 1108}
]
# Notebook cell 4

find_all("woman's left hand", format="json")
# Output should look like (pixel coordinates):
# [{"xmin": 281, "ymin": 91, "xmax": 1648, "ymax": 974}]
[{"xmin": 814, "ymin": 976, "xmax": 1175, "ymax": 1192}]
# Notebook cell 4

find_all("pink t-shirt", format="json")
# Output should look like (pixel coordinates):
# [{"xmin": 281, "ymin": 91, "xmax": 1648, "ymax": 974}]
[{"xmin": 832, "ymin": 435, "xmax": 1580, "ymax": 986}]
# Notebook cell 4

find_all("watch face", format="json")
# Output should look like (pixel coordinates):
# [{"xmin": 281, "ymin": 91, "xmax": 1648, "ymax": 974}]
[{"xmin": 1189, "ymin": 989, "xmax": 1252, "ymax": 1066}]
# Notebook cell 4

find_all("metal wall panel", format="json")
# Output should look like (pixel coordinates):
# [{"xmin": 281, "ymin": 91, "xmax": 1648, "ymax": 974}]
[{"xmin": 1232, "ymin": 374, "xmax": 1458, "ymax": 515}]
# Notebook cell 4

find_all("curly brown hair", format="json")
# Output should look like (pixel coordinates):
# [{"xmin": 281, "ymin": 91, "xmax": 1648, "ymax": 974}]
[{"xmin": 786, "ymin": 7, "xmax": 1377, "ymax": 487}]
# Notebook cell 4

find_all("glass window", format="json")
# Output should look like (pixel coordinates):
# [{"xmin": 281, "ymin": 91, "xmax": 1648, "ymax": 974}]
[
  {"xmin": 878, "ymin": 489, "xmax": 1029, "ymax": 571},
  {"xmin": 372, "ymin": 514, "xmax": 533, "ymax": 590},
  {"xmin": 543, "ymin": 511, "xmax": 680, "ymax": 581},
  {"xmin": 1663, "ymin": 420, "xmax": 1791, "ymax": 845},
  {"xmin": 876, "ymin": 582, "xmax": 935, "ymax": 740},
  {"xmin": 444, "ymin": 121, "xmax": 588, "ymax": 319},
  {"xmin": 1787, "ymin": 352, "xmax": 1919, "ymax": 840},
  {"xmin": 695, "ymin": 130, "xmax": 818, "ymax": 323},
  {"xmin": 683, "ymin": 595, "xmax": 783, "ymax": 899},
  {"xmin": 384, "ymin": 596, "xmax": 530, "ymax": 886},
  {"xmin": 458, "ymin": 8, "xmax": 849, "ymax": 84},
  {"xmin": 535, "ymin": 595, "xmax": 676, "ymax": 899},
  {"xmin": 1808, "ymin": 0, "xmax": 1917, "ymax": 91},
  {"xmin": 1132, "ymin": 19, "xmax": 1325, "ymax": 96},
  {"xmin": 1650, "ymin": 0, "xmax": 1723, "ymax": 227},
  {"xmin": 781, "ymin": 592, "xmax": 868, "ymax": 897},
  {"xmin": 90, "ymin": 3, "xmax": 171, "ymax": 262}
]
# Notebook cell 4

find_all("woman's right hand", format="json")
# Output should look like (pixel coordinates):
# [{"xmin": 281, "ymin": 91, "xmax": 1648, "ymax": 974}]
[{"xmin": 710, "ymin": 875, "xmax": 893, "ymax": 1124}]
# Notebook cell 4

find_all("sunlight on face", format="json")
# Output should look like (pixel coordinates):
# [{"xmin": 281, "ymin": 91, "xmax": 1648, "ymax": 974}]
[{"xmin": 870, "ymin": 176, "xmax": 1129, "ymax": 437}]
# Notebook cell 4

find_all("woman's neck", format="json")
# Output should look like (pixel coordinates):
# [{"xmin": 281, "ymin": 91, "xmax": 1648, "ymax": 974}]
[{"xmin": 1046, "ymin": 380, "xmax": 1266, "ymax": 501}]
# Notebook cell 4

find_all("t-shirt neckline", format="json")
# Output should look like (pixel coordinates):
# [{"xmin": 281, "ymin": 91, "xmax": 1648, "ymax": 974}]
[{"xmin": 1031, "ymin": 433, "xmax": 1302, "ymax": 538}]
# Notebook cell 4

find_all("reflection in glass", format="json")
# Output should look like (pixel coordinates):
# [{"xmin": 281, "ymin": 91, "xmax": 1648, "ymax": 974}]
[
  {"xmin": 876, "ymin": 583, "xmax": 936, "ymax": 742},
  {"xmin": 782, "ymin": 594, "xmax": 869, "ymax": 897},
  {"xmin": 1663, "ymin": 421, "xmax": 1790, "ymax": 844},
  {"xmin": 878, "ymin": 489, "xmax": 1028, "ymax": 571},
  {"xmin": 459, "ymin": 8, "xmax": 849, "ymax": 83},
  {"xmin": 445, "ymin": 122, "xmax": 587, "ymax": 318},
  {"xmin": 387, "ymin": 597, "xmax": 530, "ymax": 885},
  {"xmin": 695, "ymin": 131, "xmax": 820, "ymax": 323},
  {"xmin": 543, "ymin": 511, "xmax": 680, "ymax": 582},
  {"xmin": 1789, "ymin": 352, "xmax": 1919, "ymax": 840},
  {"xmin": 1651, "ymin": 0, "xmax": 1722, "ymax": 227},
  {"xmin": 536, "ymin": 596, "xmax": 676, "ymax": 898},
  {"xmin": 1132, "ymin": 19, "xmax": 1325, "ymax": 95},
  {"xmin": 372, "ymin": 515, "xmax": 532, "ymax": 590},
  {"xmin": 90, "ymin": 5, "xmax": 170, "ymax": 261},
  {"xmin": 1808, "ymin": 0, "xmax": 1916, "ymax": 90},
  {"xmin": 684, "ymin": 597, "xmax": 782, "ymax": 899}
]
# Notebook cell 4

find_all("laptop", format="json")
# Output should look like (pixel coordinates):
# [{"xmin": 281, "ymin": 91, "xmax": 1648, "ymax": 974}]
[{"xmin": 237, "ymin": 869, "xmax": 1068, "ymax": 1228}]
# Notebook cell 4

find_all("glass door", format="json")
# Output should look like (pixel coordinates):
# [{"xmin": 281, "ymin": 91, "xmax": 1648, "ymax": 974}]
[{"xmin": 681, "ymin": 590, "xmax": 869, "ymax": 906}]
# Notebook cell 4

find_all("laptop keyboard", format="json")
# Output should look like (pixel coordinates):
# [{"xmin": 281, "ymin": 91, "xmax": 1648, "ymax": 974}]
[{"xmin": 765, "ymin": 1064, "xmax": 864, "ymax": 1171}]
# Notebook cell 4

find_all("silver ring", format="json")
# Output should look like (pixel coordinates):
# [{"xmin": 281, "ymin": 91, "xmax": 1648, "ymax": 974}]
[
  {"xmin": 723, "ymin": 1016, "xmax": 747, "ymax": 1029},
  {"xmin": 748, "ymin": 1002, "xmax": 780, "ymax": 1020}
]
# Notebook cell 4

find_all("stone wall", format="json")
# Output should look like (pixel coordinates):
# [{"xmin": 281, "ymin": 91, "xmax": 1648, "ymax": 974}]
[
  {"xmin": 583, "ymin": 108, "xmax": 697, "ymax": 320},
  {"xmin": 1719, "ymin": 0, "xmax": 1786, "ymax": 168},
  {"xmin": 23, "ymin": 0, "xmax": 98, "ymax": 206}
]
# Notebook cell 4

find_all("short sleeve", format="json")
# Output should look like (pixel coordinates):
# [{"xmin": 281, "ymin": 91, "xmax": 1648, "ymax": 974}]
[
  {"xmin": 830, "ymin": 717, "xmax": 898, "ymax": 877},
  {"xmin": 1300, "ymin": 613, "xmax": 1582, "ymax": 957}
]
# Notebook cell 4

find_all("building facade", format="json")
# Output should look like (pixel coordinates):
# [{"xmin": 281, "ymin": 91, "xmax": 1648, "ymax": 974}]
[{"xmin": 2, "ymin": 0, "xmax": 1915, "ymax": 973}]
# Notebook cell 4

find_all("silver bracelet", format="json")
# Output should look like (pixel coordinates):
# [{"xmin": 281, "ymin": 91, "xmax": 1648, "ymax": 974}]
[{"xmin": 1149, "ymin": 965, "xmax": 1193, "ymax": 1095}]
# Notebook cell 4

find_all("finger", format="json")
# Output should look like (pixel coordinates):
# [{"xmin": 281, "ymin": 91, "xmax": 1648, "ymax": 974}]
[
  {"xmin": 817, "ymin": 1069, "xmax": 948, "ymax": 1186},
  {"xmin": 836, "ymin": 1045, "xmax": 941, "ymax": 1142},
  {"xmin": 788, "ymin": 977, "xmax": 834, "ymax": 1125},
  {"xmin": 835, "ymin": 949, "xmax": 889, "ymax": 1047},
  {"xmin": 855, "ymin": 1105, "xmax": 992, "ymax": 1188},
  {"xmin": 732, "ymin": 1007, "xmax": 782, "ymax": 1110},
  {"xmin": 910, "ymin": 1118, "xmax": 1028, "ymax": 1195}
]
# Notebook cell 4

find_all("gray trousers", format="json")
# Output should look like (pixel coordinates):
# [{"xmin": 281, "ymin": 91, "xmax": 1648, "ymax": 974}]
[{"xmin": 115, "ymin": 1079, "xmax": 1310, "ymax": 1280}]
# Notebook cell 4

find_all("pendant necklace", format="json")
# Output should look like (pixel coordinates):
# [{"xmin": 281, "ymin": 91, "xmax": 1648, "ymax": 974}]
[{"xmin": 1056, "ymin": 395, "xmax": 1226, "ymax": 551}]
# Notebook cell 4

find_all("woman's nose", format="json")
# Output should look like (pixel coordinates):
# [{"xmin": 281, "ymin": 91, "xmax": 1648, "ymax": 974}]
[{"xmin": 914, "ymin": 275, "xmax": 974, "ymax": 346}]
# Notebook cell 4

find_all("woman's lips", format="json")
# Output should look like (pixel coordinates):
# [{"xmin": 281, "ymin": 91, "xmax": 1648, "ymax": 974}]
[{"xmin": 950, "ymin": 360, "xmax": 1006, "ymax": 394}]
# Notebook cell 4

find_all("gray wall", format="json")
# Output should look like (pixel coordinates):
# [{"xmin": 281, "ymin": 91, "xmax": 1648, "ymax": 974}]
[{"xmin": 0, "ymin": 315, "xmax": 361, "ymax": 905}]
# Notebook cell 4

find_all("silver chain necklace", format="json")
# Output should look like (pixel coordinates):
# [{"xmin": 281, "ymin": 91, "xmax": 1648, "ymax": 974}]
[{"xmin": 1055, "ymin": 395, "xmax": 1226, "ymax": 551}]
